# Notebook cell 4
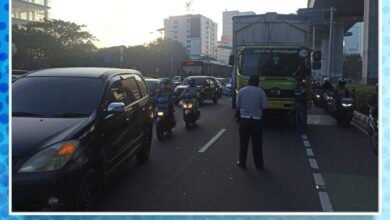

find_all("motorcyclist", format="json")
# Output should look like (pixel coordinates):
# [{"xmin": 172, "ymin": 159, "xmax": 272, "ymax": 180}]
[
  {"xmin": 321, "ymin": 77, "xmax": 334, "ymax": 94},
  {"xmin": 182, "ymin": 78, "xmax": 200, "ymax": 112},
  {"xmin": 155, "ymin": 79, "xmax": 175, "ymax": 123},
  {"xmin": 334, "ymin": 77, "xmax": 351, "ymax": 111}
]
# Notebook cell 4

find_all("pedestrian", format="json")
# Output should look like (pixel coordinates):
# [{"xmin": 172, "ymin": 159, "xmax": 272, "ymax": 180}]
[
  {"xmin": 294, "ymin": 77, "xmax": 308, "ymax": 134},
  {"xmin": 236, "ymin": 75, "xmax": 268, "ymax": 169}
]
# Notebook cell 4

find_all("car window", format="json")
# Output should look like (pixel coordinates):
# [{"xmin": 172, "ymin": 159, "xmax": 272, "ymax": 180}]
[
  {"xmin": 108, "ymin": 77, "xmax": 125, "ymax": 105},
  {"xmin": 122, "ymin": 76, "xmax": 141, "ymax": 104},
  {"xmin": 13, "ymin": 77, "xmax": 103, "ymax": 117},
  {"xmin": 135, "ymin": 75, "xmax": 148, "ymax": 97}
]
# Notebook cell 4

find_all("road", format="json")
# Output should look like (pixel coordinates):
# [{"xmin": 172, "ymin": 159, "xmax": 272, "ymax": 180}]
[{"xmin": 97, "ymin": 96, "xmax": 378, "ymax": 212}]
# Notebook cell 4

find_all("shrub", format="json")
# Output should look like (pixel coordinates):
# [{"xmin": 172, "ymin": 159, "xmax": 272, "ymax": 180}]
[{"xmin": 347, "ymin": 84, "xmax": 376, "ymax": 115}]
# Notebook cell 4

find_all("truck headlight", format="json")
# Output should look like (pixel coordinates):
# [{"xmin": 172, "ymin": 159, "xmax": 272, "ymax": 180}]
[{"xmin": 18, "ymin": 140, "xmax": 79, "ymax": 173}]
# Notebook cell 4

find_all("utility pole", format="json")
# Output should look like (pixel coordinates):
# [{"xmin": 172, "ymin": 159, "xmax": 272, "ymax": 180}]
[{"xmin": 327, "ymin": 7, "xmax": 334, "ymax": 80}]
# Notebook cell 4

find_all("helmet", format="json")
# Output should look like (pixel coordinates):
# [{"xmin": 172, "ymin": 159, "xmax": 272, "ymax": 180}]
[
  {"xmin": 160, "ymin": 78, "xmax": 171, "ymax": 88},
  {"xmin": 188, "ymin": 78, "xmax": 195, "ymax": 87},
  {"xmin": 337, "ymin": 77, "xmax": 346, "ymax": 88},
  {"xmin": 323, "ymin": 77, "xmax": 330, "ymax": 84}
]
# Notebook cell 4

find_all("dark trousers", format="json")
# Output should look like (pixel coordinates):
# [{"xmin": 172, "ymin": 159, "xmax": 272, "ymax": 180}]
[
  {"xmin": 295, "ymin": 102, "xmax": 307, "ymax": 134},
  {"xmin": 238, "ymin": 118, "xmax": 263, "ymax": 168}
]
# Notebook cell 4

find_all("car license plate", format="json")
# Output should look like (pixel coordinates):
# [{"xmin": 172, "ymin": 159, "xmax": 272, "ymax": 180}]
[{"xmin": 268, "ymin": 101, "xmax": 284, "ymax": 108}]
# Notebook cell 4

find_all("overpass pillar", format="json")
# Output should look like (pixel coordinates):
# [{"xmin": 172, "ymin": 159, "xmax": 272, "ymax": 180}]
[
  {"xmin": 319, "ymin": 22, "xmax": 344, "ymax": 82},
  {"xmin": 362, "ymin": 0, "xmax": 378, "ymax": 84}
]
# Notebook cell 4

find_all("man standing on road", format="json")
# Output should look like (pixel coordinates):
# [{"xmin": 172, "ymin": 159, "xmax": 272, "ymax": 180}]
[
  {"xmin": 236, "ymin": 75, "xmax": 267, "ymax": 169},
  {"xmin": 294, "ymin": 77, "xmax": 308, "ymax": 134}
]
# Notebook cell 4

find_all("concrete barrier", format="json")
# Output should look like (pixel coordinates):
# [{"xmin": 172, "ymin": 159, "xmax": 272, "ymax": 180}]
[{"xmin": 352, "ymin": 111, "xmax": 369, "ymax": 133}]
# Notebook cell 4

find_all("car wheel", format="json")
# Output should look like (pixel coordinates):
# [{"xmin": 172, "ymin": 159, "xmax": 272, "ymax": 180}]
[
  {"xmin": 137, "ymin": 131, "xmax": 152, "ymax": 163},
  {"xmin": 75, "ymin": 170, "xmax": 100, "ymax": 211},
  {"xmin": 213, "ymin": 97, "xmax": 218, "ymax": 104}
]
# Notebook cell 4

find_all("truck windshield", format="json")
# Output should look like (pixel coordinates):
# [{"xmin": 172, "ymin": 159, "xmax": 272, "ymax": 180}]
[{"xmin": 240, "ymin": 49, "xmax": 301, "ymax": 76}]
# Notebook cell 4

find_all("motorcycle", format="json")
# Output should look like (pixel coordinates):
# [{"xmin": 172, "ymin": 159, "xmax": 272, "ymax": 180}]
[
  {"xmin": 322, "ymin": 91, "xmax": 336, "ymax": 114},
  {"xmin": 182, "ymin": 95, "xmax": 200, "ymax": 129},
  {"xmin": 335, "ymin": 96, "xmax": 354, "ymax": 126},
  {"xmin": 368, "ymin": 105, "xmax": 378, "ymax": 155},
  {"xmin": 155, "ymin": 96, "xmax": 176, "ymax": 140},
  {"xmin": 312, "ymin": 88, "xmax": 322, "ymax": 107}
]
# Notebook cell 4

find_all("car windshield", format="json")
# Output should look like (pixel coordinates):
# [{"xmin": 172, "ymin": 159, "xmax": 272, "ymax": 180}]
[
  {"xmin": 240, "ymin": 48, "xmax": 302, "ymax": 76},
  {"xmin": 13, "ymin": 77, "xmax": 103, "ymax": 118},
  {"xmin": 172, "ymin": 76, "xmax": 181, "ymax": 81},
  {"xmin": 182, "ymin": 78, "xmax": 207, "ymax": 86}
]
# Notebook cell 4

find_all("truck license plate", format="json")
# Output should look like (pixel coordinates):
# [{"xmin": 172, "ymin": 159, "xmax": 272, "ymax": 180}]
[{"xmin": 268, "ymin": 101, "xmax": 284, "ymax": 108}]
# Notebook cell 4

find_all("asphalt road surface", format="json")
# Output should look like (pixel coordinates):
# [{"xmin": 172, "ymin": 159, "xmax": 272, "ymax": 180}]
[{"xmin": 97, "ymin": 96, "xmax": 378, "ymax": 212}]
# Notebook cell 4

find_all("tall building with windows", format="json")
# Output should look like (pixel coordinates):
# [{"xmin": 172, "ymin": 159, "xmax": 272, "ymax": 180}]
[
  {"xmin": 164, "ymin": 14, "xmax": 218, "ymax": 59},
  {"xmin": 12, "ymin": 0, "xmax": 50, "ymax": 25}
]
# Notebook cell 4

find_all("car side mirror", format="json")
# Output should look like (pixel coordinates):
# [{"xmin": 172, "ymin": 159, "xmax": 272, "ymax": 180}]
[{"xmin": 107, "ymin": 102, "xmax": 125, "ymax": 113}]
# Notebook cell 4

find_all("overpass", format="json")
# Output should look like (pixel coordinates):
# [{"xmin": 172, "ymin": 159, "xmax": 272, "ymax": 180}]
[{"xmin": 298, "ymin": 0, "xmax": 378, "ymax": 84}]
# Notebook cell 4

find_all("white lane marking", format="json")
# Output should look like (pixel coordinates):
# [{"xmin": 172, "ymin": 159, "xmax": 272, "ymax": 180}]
[
  {"xmin": 303, "ymin": 140, "xmax": 311, "ymax": 147},
  {"xmin": 302, "ymin": 134, "xmax": 308, "ymax": 140},
  {"xmin": 309, "ymin": 158, "xmax": 319, "ymax": 169},
  {"xmin": 319, "ymin": 192, "xmax": 334, "ymax": 212},
  {"xmin": 313, "ymin": 173, "xmax": 325, "ymax": 186},
  {"xmin": 306, "ymin": 148, "xmax": 314, "ymax": 157},
  {"xmin": 198, "ymin": 129, "xmax": 226, "ymax": 153}
]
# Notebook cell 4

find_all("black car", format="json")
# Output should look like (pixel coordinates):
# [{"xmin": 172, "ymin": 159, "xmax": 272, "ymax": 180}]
[
  {"xmin": 174, "ymin": 76, "xmax": 220, "ymax": 105},
  {"xmin": 12, "ymin": 67, "xmax": 154, "ymax": 211}
]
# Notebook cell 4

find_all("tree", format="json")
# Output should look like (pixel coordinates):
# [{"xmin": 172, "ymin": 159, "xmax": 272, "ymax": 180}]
[
  {"xmin": 343, "ymin": 54, "xmax": 362, "ymax": 84},
  {"xmin": 12, "ymin": 20, "xmax": 97, "ymax": 69}
]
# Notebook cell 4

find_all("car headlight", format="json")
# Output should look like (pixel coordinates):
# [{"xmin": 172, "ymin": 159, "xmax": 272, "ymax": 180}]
[
  {"xmin": 18, "ymin": 140, "xmax": 79, "ymax": 173},
  {"xmin": 157, "ymin": 112, "xmax": 164, "ymax": 116}
]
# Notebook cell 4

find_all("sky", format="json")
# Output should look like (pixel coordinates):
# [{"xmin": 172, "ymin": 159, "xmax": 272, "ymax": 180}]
[{"xmin": 50, "ymin": 0, "xmax": 308, "ymax": 48}]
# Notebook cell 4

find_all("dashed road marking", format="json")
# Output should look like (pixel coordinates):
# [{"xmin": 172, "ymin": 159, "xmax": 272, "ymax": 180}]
[
  {"xmin": 301, "ymin": 135, "xmax": 334, "ymax": 212},
  {"xmin": 313, "ymin": 173, "xmax": 325, "ymax": 186},
  {"xmin": 198, "ymin": 129, "xmax": 226, "ymax": 153},
  {"xmin": 319, "ymin": 192, "xmax": 334, "ymax": 212},
  {"xmin": 306, "ymin": 148, "xmax": 314, "ymax": 157},
  {"xmin": 309, "ymin": 158, "xmax": 319, "ymax": 169}
]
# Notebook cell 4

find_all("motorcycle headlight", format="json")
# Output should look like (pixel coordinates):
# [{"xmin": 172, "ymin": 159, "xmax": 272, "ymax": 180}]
[
  {"xmin": 157, "ymin": 112, "xmax": 164, "ymax": 116},
  {"xmin": 342, "ymin": 103, "xmax": 352, "ymax": 107},
  {"xmin": 316, "ymin": 95, "xmax": 320, "ymax": 98},
  {"xmin": 183, "ymin": 104, "xmax": 193, "ymax": 109},
  {"xmin": 18, "ymin": 140, "xmax": 79, "ymax": 173}
]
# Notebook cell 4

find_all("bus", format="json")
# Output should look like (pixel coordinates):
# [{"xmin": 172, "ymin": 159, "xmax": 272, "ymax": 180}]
[{"xmin": 180, "ymin": 60, "xmax": 232, "ymax": 79}]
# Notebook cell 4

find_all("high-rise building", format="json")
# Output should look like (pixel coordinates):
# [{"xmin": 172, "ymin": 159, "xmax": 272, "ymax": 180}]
[
  {"xmin": 164, "ymin": 14, "xmax": 218, "ymax": 59},
  {"xmin": 222, "ymin": 10, "xmax": 255, "ymax": 46},
  {"xmin": 343, "ymin": 22, "xmax": 364, "ymax": 57},
  {"xmin": 12, "ymin": 0, "xmax": 50, "ymax": 25},
  {"xmin": 216, "ymin": 41, "xmax": 231, "ymax": 64}
]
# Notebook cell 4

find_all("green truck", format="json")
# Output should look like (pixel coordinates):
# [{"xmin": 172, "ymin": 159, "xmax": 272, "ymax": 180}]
[{"xmin": 229, "ymin": 13, "xmax": 321, "ymax": 111}]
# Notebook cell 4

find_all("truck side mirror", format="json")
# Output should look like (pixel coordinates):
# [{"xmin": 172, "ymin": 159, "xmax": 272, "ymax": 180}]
[{"xmin": 229, "ymin": 55, "xmax": 234, "ymax": 66}]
